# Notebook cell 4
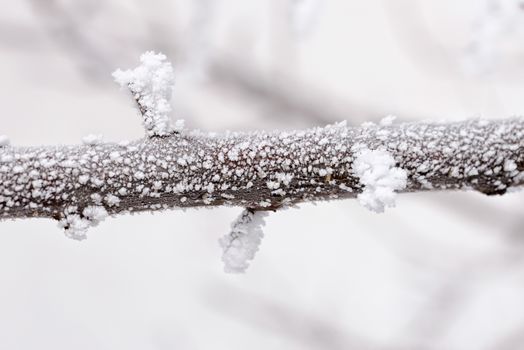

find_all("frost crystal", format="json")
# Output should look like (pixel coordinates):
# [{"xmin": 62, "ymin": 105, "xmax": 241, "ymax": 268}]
[
  {"xmin": 58, "ymin": 206, "xmax": 108, "ymax": 241},
  {"xmin": 380, "ymin": 115, "xmax": 397, "ymax": 126},
  {"xmin": 174, "ymin": 119, "xmax": 185, "ymax": 133},
  {"xmin": 59, "ymin": 214, "xmax": 91, "ymax": 241},
  {"xmin": 105, "ymin": 194, "xmax": 120, "ymax": 207},
  {"xmin": 219, "ymin": 209, "xmax": 268, "ymax": 273},
  {"xmin": 82, "ymin": 206, "xmax": 108, "ymax": 225},
  {"xmin": 82, "ymin": 134, "xmax": 103, "ymax": 145},
  {"xmin": 504, "ymin": 159, "xmax": 517, "ymax": 172},
  {"xmin": 113, "ymin": 51, "xmax": 183, "ymax": 137},
  {"xmin": 353, "ymin": 147, "xmax": 407, "ymax": 213}
]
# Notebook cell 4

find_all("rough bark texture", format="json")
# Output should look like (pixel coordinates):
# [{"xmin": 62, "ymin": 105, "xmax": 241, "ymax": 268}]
[{"xmin": 0, "ymin": 118, "xmax": 522, "ymax": 223}]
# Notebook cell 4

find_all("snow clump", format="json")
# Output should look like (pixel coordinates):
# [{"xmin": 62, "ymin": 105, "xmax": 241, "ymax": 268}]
[
  {"xmin": 58, "ymin": 206, "xmax": 108, "ymax": 241},
  {"xmin": 352, "ymin": 147, "xmax": 407, "ymax": 213}
]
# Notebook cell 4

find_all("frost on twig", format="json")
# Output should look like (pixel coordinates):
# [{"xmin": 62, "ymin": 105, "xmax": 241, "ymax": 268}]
[
  {"xmin": 113, "ymin": 51, "xmax": 184, "ymax": 137},
  {"xmin": 58, "ymin": 206, "xmax": 108, "ymax": 241},
  {"xmin": 81, "ymin": 134, "xmax": 103, "ymax": 146},
  {"xmin": 352, "ymin": 146, "xmax": 407, "ymax": 213},
  {"xmin": 219, "ymin": 209, "xmax": 269, "ymax": 273}
]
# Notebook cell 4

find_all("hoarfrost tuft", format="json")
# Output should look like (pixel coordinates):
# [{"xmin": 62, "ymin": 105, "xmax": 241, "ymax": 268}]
[
  {"xmin": 58, "ymin": 206, "xmax": 108, "ymax": 241},
  {"xmin": 113, "ymin": 51, "xmax": 181, "ymax": 137},
  {"xmin": 219, "ymin": 209, "xmax": 268, "ymax": 273},
  {"xmin": 59, "ymin": 214, "xmax": 90, "ymax": 241},
  {"xmin": 353, "ymin": 147, "xmax": 407, "ymax": 213},
  {"xmin": 380, "ymin": 115, "xmax": 397, "ymax": 126},
  {"xmin": 82, "ymin": 134, "xmax": 103, "ymax": 145}
]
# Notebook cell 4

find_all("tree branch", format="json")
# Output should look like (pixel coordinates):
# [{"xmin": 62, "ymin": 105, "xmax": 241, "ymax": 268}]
[
  {"xmin": 1, "ymin": 51, "xmax": 523, "ymax": 272},
  {"xmin": 1, "ymin": 118, "xmax": 522, "ymax": 222}
]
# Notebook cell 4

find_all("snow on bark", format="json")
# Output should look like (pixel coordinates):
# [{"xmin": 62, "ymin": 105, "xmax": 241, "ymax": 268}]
[
  {"xmin": 352, "ymin": 146, "xmax": 407, "ymax": 213},
  {"xmin": 113, "ymin": 51, "xmax": 183, "ymax": 137},
  {"xmin": 219, "ymin": 209, "xmax": 268, "ymax": 273}
]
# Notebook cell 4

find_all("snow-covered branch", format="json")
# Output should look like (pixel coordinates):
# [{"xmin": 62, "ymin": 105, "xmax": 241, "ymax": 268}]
[
  {"xmin": 1, "ymin": 52, "xmax": 523, "ymax": 271},
  {"xmin": 1, "ymin": 118, "xmax": 522, "ymax": 221}
]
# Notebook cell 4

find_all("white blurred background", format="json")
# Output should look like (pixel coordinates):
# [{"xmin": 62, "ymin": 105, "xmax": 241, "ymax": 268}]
[{"xmin": 1, "ymin": 0, "xmax": 524, "ymax": 349}]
